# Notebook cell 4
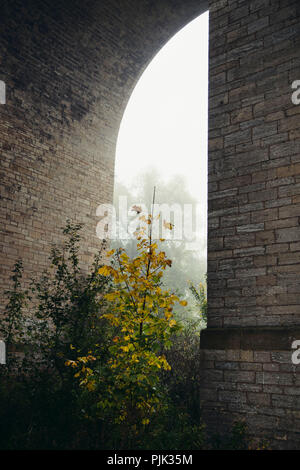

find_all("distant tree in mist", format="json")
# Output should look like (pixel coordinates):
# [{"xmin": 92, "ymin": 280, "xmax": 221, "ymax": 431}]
[{"xmin": 112, "ymin": 168, "xmax": 207, "ymax": 322}]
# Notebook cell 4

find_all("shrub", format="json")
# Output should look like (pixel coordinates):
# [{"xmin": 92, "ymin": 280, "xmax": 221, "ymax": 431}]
[
  {"xmin": 1, "ymin": 219, "xmax": 256, "ymax": 450},
  {"xmin": 0, "ymin": 221, "xmax": 113, "ymax": 449},
  {"xmin": 66, "ymin": 212, "xmax": 196, "ymax": 448}
]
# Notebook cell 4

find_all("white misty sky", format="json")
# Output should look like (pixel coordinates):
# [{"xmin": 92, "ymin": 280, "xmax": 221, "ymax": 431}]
[{"xmin": 115, "ymin": 11, "xmax": 209, "ymax": 206}]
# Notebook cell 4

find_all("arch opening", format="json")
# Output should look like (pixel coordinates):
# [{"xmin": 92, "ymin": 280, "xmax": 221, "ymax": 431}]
[{"xmin": 111, "ymin": 11, "xmax": 209, "ymax": 324}]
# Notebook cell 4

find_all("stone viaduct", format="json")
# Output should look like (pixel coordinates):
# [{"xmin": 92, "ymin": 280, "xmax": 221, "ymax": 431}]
[{"xmin": 1, "ymin": 0, "xmax": 300, "ymax": 449}]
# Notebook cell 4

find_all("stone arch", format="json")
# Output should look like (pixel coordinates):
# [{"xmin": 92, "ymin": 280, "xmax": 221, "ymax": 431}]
[{"xmin": 0, "ymin": 0, "xmax": 208, "ymax": 291}]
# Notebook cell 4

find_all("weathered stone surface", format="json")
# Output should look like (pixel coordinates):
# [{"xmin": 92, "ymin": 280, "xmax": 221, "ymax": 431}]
[
  {"xmin": 208, "ymin": 0, "xmax": 300, "ymax": 329},
  {"xmin": 0, "ymin": 0, "xmax": 208, "ymax": 301},
  {"xmin": 201, "ymin": 337, "xmax": 300, "ymax": 448}
]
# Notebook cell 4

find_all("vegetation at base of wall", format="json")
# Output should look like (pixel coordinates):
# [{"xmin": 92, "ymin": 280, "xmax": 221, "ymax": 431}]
[
  {"xmin": 0, "ymin": 220, "xmax": 262, "ymax": 450},
  {"xmin": 0, "ymin": 221, "xmax": 113, "ymax": 449}
]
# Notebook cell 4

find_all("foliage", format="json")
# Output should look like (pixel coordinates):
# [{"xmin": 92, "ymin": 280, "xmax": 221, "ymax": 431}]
[
  {"xmin": 188, "ymin": 278, "xmax": 207, "ymax": 326},
  {"xmin": 0, "ymin": 219, "xmax": 206, "ymax": 449},
  {"xmin": 0, "ymin": 221, "xmax": 113, "ymax": 449},
  {"xmin": 208, "ymin": 421, "xmax": 270, "ymax": 450},
  {"xmin": 0, "ymin": 259, "xmax": 29, "ymax": 353},
  {"xmin": 0, "ymin": 220, "xmax": 265, "ymax": 450},
  {"xmin": 113, "ymin": 169, "xmax": 207, "ymax": 314},
  {"xmin": 209, "ymin": 422, "xmax": 249, "ymax": 450},
  {"xmin": 67, "ymin": 212, "xmax": 188, "ymax": 444},
  {"xmin": 134, "ymin": 405, "xmax": 206, "ymax": 450}
]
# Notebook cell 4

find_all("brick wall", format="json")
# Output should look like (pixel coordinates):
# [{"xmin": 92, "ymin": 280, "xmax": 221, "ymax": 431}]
[
  {"xmin": 201, "ymin": 346, "xmax": 300, "ymax": 449},
  {"xmin": 202, "ymin": 0, "xmax": 300, "ymax": 447},
  {"xmin": 208, "ymin": 0, "xmax": 300, "ymax": 327},
  {"xmin": 0, "ymin": 0, "xmax": 206, "ymax": 301}
]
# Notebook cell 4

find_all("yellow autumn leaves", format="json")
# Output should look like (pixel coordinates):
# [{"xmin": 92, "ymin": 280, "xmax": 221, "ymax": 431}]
[{"xmin": 66, "ymin": 213, "xmax": 188, "ymax": 426}]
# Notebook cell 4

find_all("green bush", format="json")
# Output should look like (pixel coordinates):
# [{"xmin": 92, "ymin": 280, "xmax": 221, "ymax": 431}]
[
  {"xmin": 0, "ymin": 220, "xmax": 257, "ymax": 450},
  {"xmin": 0, "ymin": 221, "xmax": 206, "ymax": 449},
  {"xmin": 0, "ymin": 221, "xmax": 113, "ymax": 449}
]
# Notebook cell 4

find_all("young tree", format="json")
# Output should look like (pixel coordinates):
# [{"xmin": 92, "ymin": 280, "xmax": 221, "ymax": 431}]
[
  {"xmin": 112, "ymin": 168, "xmax": 206, "ymax": 320},
  {"xmin": 67, "ymin": 211, "xmax": 186, "ymax": 441}
]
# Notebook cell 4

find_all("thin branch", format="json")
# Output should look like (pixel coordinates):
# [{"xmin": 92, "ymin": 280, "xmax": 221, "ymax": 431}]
[{"xmin": 140, "ymin": 186, "xmax": 156, "ymax": 336}]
